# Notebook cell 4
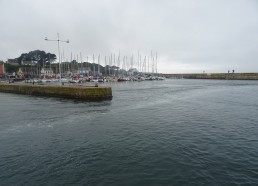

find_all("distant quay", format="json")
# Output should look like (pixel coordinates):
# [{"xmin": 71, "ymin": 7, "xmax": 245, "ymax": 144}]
[
  {"xmin": 164, "ymin": 73, "xmax": 258, "ymax": 80},
  {"xmin": 0, "ymin": 83, "xmax": 112, "ymax": 101}
]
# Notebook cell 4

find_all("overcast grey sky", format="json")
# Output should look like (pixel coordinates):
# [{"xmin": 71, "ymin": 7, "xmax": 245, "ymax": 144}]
[{"xmin": 1, "ymin": 0, "xmax": 258, "ymax": 73}]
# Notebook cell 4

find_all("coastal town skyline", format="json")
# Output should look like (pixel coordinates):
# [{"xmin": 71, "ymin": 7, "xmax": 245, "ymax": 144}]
[{"xmin": 1, "ymin": 0, "xmax": 258, "ymax": 73}]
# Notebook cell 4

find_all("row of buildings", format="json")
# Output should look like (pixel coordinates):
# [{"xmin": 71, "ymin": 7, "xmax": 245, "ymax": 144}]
[
  {"xmin": 0, "ymin": 58, "xmax": 142, "ymax": 79},
  {"xmin": 4, "ymin": 58, "xmax": 38, "ymax": 66},
  {"xmin": 0, "ymin": 59, "xmax": 101, "ymax": 79},
  {"xmin": 0, "ymin": 59, "xmax": 56, "ymax": 79}
]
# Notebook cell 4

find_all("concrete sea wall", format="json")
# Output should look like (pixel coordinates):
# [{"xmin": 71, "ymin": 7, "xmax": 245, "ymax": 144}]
[
  {"xmin": 0, "ymin": 84, "xmax": 112, "ymax": 101},
  {"xmin": 164, "ymin": 73, "xmax": 258, "ymax": 80}
]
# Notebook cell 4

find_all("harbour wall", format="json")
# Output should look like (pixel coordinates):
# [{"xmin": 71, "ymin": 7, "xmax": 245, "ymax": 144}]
[
  {"xmin": 164, "ymin": 73, "xmax": 258, "ymax": 80},
  {"xmin": 0, "ymin": 83, "xmax": 112, "ymax": 101}
]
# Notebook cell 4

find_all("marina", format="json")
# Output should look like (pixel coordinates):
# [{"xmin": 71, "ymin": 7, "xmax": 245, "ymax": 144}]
[{"xmin": 1, "ymin": 0, "xmax": 258, "ymax": 185}]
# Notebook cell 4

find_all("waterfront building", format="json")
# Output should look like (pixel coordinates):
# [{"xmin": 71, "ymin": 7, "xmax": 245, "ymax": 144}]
[
  {"xmin": 7, "ymin": 59, "xmax": 19, "ymax": 66},
  {"xmin": 0, "ymin": 61, "xmax": 5, "ymax": 77},
  {"xmin": 20, "ymin": 66, "xmax": 39, "ymax": 78},
  {"xmin": 21, "ymin": 60, "xmax": 37, "ymax": 66},
  {"xmin": 41, "ymin": 67, "xmax": 54, "ymax": 78},
  {"xmin": 128, "ymin": 68, "xmax": 138, "ymax": 76}
]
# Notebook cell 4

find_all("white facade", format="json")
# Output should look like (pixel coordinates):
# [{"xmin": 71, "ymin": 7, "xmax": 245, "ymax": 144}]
[{"xmin": 41, "ymin": 68, "xmax": 54, "ymax": 77}]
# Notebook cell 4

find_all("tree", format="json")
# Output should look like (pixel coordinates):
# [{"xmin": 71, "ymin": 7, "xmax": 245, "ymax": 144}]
[
  {"xmin": 4, "ymin": 63, "xmax": 19, "ymax": 74},
  {"xmin": 16, "ymin": 50, "xmax": 56, "ymax": 67}
]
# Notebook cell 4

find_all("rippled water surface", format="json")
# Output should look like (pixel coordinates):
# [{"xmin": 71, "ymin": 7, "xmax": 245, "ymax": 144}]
[{"xmin": 1, "ymin": 79, "xmax": 258, "ymax": 186}]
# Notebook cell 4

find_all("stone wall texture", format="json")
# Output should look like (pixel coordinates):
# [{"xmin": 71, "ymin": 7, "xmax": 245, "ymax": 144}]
[{"xmin": 0, "ymin": 84, "xmax": 112, "ymax": 101}]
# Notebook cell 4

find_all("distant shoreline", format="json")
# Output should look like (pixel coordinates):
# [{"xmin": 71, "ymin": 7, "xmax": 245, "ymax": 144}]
[{"xmin": 164, "ymin": 73, "xmax": 258, "ymax": 80}]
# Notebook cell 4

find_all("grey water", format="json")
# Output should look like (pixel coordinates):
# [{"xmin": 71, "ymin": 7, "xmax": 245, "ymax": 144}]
[{"xmin": 1, "ymin": 79, "xmax": 258, "ymax": 186}]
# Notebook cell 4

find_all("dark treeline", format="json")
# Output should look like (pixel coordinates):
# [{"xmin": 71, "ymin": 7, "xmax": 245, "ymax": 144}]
[
  {"xmin": 16, "ymin": 50, "xmax": 56, "ymax": 67},
  {"xmin": 4, "ymin": 50, "xmax": 122, "ymax": 75}
]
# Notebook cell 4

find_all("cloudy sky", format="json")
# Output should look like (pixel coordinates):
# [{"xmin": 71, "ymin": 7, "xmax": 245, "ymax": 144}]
[{"xmin": 0, "ymin": 0, "xmax": 258, "ymax": 73}]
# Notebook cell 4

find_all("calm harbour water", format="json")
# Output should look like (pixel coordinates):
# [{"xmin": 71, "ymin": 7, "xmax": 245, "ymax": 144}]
[{"xmin": 0, "ymin": 79, "xmax": 258, "ymax": 186}]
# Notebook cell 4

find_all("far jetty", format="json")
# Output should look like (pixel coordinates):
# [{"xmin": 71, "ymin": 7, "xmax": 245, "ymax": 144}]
[{"xmin": 164, "ymin": 73, "xmax": 258, "ymax": 80}]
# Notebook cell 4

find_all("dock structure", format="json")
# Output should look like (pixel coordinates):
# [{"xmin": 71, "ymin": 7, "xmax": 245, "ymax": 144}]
[
  {"xmin": 0, "ymin": 83, "xmax": 112, "ymax": 101},
  {"xmin": 164, "ymin": 73, "xmax": 258, "ymax": 80}
]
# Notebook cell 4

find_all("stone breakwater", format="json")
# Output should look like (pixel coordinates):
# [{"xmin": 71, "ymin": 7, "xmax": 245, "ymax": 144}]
[
  {"xmin": 0, "ymin": 83, "xmax": 112, "ymax": 101},
  {"xmin": 164, "ymin": 73, "xmax": 258, "ymax": 80}
]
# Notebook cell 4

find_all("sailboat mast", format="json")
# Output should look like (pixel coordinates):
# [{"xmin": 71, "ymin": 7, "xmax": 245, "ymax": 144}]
[
  {"xmin": 114, "ymin": 53, "xmax": 116, "ymax": 76},
  {"xmin": 105, "ymin": 56, "xmax": 107, "ymax": 76},
  {"xmin": 98, "ymin": 54, "xmax": 100, "ymax": 76},
  {"xmin": 80, "ymin": 52, "xmax": 82, "ymax": 74},
  {"xmin": 93, "ymin": 54, "xmax": 95, "ymax": 77},
  {"xmin": 156, "ymin": 52, "xmax": 158, "ymax": 74},
  {"xmin": 62, "ymin": 50, "xmax": 65, "ymax": 75}
]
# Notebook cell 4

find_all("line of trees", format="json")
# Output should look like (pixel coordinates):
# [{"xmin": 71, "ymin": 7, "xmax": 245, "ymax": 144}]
[
  {"xmin": 4, "ymin": 50, "xmax": 122, "ymax": 76},
  {"xmin": 3, "ymin": 50, "xmax": 56, "ymax": 73}
]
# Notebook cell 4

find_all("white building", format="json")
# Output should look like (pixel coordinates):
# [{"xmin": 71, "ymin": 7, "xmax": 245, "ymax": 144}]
[{"xmin": 41, "ymin": 68, "xmax": 54, "ymax": 77}]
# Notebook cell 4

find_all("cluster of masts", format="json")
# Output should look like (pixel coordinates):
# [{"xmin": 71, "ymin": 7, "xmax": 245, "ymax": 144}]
[
  {"xmin": 59, "ymin": 51, "xmax": 158, "ymax": 74},
  {"xmin": 45, "ymin": 34, "xmax": 158, "ymax": 74}
]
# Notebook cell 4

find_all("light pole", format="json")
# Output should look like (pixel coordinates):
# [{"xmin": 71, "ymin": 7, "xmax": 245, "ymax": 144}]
[{"xmin": 45, "ymin": 33, "xmax": 69, "ymax": 79}]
